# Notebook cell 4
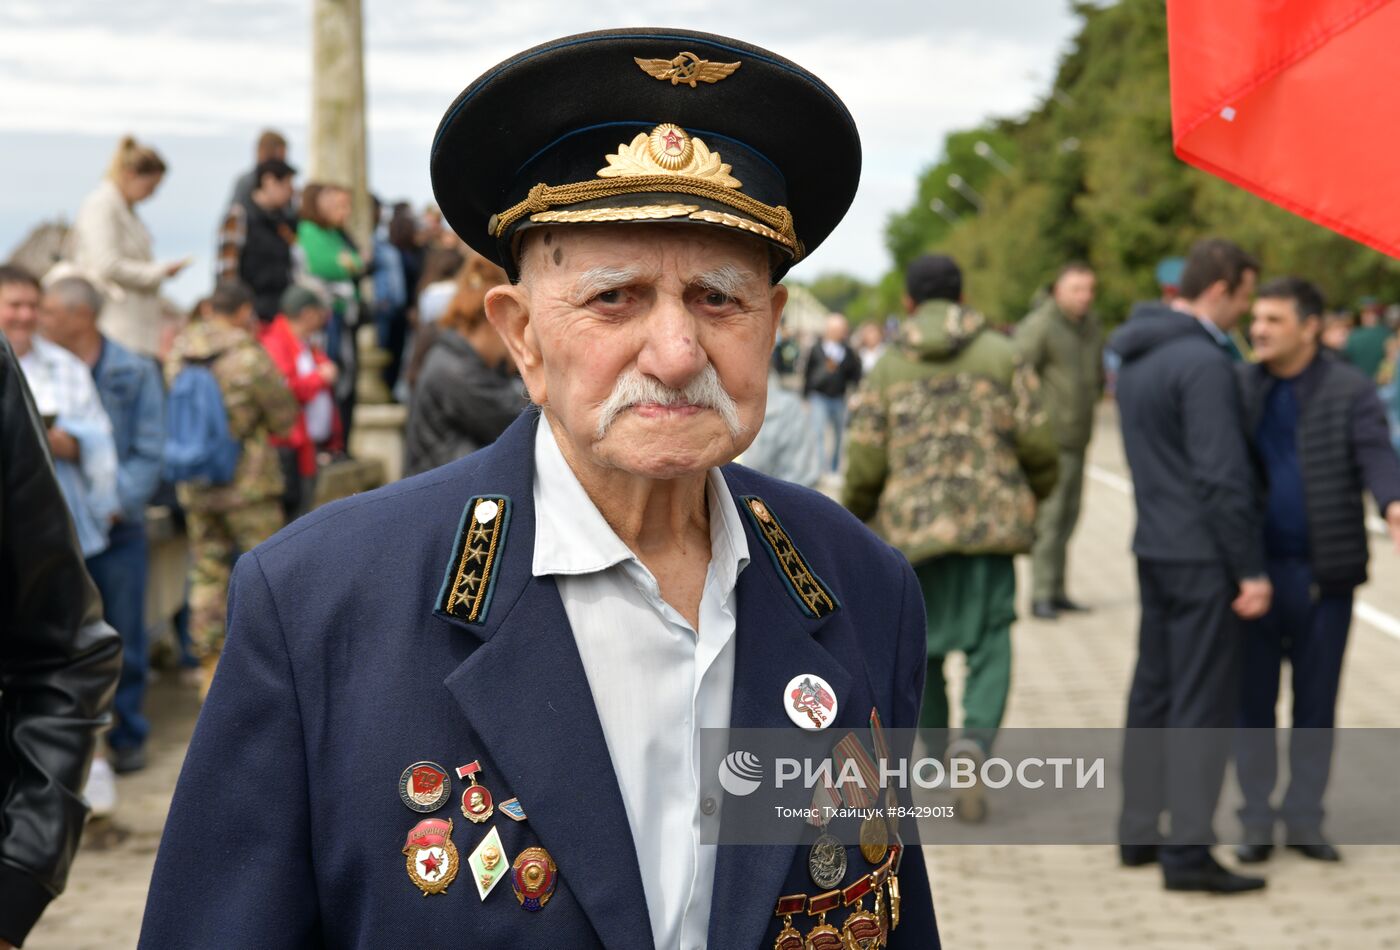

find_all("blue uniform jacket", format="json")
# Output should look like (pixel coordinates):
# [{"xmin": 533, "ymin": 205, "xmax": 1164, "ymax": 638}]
[{"xmin": 140, "ymin": 411, "xmax": 939, "ymax": 948}]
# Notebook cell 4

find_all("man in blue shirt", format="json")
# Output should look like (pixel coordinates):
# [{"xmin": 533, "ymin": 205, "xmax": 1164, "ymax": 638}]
[
  {"xmin": 42, "ymin": 275, "xmax": 164, "ymax": 775},
  {"xmin": 1235, "ymin": 277, "xmax": 1400, "ymax": 864}
]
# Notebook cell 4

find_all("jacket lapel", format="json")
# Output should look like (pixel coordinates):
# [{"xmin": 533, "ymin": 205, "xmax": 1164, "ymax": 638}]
[
  {"xmin": 707, "ymin": 470, "xmax": 855, "ymax": 949},
  {"xmin": 435, "ymin": 413, "xmax": 654, "ymax": 950}
]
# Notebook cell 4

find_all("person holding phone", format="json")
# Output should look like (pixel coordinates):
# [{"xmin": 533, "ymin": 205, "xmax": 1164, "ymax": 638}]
[{"xmin": 61, "ymin": 135, "xmax": 189, "ymax": 357}]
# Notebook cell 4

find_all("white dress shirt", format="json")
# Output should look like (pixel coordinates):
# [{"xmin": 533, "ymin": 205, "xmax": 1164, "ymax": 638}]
[
  {"xmin": 532, "ymin": 418, "xmax": 749, "ymax": 950},
  {"xmin": 19, "ymin": 337, "xmax": 119, "ymax": 556}
]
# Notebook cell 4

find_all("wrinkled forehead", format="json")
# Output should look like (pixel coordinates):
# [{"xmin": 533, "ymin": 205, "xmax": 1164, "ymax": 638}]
[{"xmin": 519, "ymin": 223, "xmax": 773, "ymax": 286}]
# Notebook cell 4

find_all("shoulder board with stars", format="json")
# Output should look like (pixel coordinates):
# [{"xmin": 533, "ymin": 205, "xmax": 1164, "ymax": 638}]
[
  {"xmin": 738, "ymin": 495, "xmax": 840, "ymax": 619},
  {"xmin": 437, "ymin": 496, "xmax": 511, "ymax": 625}
]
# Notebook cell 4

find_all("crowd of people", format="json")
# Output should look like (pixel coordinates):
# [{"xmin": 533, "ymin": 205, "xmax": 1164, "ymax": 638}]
[
  {"xmin": 743, "ymin": 236, "xmax": 1400, "ymax": 889},
  {"xmin": 798, "ymin": 239, "xmax": 1400, "ymax": 894},
  {"xmin": 0, "ymin": 128, "xmax": 526, "ymax": 830}
]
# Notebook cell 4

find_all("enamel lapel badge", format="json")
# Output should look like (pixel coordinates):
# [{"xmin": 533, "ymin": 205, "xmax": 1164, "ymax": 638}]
[
  {"xmin": 468, "ymin": 826, "xmax": 509, "ymax": 901},
  {"xmin": 457, "ymin": 760, "xmax": 495, "ymax": 823},
  {"xmin": 399, "ymin": 761, "xmax": 451, "ymax": 813},
  {"xmin": 403, "ymin": 818, "xmax": 459, "ymax": 895}
]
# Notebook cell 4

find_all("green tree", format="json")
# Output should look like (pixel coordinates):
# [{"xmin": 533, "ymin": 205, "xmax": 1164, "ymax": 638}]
[
  {"xmin": 884, "ymin": 0, "xmax": 1400, "ymax": 326},
  {"xmin": 802, "ymin": 273, "xmax": 870, "ymax": 315}
]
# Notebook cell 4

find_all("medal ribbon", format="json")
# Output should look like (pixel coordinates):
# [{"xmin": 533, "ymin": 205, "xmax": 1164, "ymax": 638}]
[
  {"xmin": 868, "ymin": 707, "xmax": 891, "ymax": 766},
  {"xmin": 870, "ymin": 706, "xmax": 897, "ymax": 809},
  {"xmin": 832, "ymin": 731, "xmax": 879, "ymax": 808}
]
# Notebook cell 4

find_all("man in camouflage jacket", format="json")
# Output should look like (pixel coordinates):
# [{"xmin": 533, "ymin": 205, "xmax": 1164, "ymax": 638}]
[
  {"xmin": 166, "ymin": 283, "xmax": 296, "ymax": 692},
  {"xmin": 843, "ymin": 254, "xmax": 1057, "ymax": 818}
]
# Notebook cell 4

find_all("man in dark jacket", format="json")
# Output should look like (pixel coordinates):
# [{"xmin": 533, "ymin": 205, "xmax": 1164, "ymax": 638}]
[
  {"xmin": 1233, "ymin": 277, "xmax": 1400, "ymax": 865},
  {"xmin": 216, "ymin": 158, "xmax": 298, "ymax": 324},
  {"xmin": 0, "ymin": 283, "xmax": 122, "ymax": 947},
  {"xmin": 1109, "ymin": 238, "xmax": 1271, "ymax": 893},
  {"xmin": 803, "ymin": 312, "xmax": 862, "ymax": 475}
]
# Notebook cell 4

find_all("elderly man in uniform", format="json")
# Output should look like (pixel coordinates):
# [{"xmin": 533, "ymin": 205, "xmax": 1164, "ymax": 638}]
[{"xmin": 141, "ymin": 29, "xmax": 937, "ymax": 949}]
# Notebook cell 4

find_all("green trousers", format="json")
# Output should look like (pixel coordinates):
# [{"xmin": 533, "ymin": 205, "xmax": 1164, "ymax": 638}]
[
  {"xmin": 1031, "ymin": 448, "xmax": 1086, "ymax": 602},
  {"xmin": 914, "ymin": 554, "xmax": 1015, "ymax": 752}
]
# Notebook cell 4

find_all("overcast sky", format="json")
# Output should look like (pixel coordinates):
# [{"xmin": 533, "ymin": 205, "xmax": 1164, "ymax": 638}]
[{"xmin": 0, "ymin": 1, "xmax": 1082, "ymax": 305}]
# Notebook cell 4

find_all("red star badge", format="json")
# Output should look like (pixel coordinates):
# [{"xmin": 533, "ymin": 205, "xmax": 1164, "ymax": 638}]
[
  {"xmin": 420, "ymin": 851, "xmax": 441, "ymax": 877},
  {"xmin": 663, "ymin": 129, "xmax": 683, "ymax": 152}
]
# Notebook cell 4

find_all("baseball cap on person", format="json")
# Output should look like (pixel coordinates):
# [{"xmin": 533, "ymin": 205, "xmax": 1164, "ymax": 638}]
[
  {"xmin": 905, "ymin": 254, "xmax": 963, "ymax": 304},
  {"xmin": 279, "ymin": 284, "xmax": 325, "ymax": 317}
]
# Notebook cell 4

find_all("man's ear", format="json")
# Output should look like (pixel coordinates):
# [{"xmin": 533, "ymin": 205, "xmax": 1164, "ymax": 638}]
[{"xmin": 484, "ymin": 284, "xmax": 546, "ymax": 405}]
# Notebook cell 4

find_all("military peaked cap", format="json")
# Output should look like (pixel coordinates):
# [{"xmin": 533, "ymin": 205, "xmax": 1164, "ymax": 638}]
[{"xmin": 430, "ymin": 27, "xmax": 862, "ymax": 280}]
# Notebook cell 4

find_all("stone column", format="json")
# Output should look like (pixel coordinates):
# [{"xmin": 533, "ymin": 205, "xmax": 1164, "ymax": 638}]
[
  {"xmin": 311, "ymin": 0, "xmax": 405, "ymax": 477},
  {"xmin": 310, "ymin": 0, "xmax": 371, "ymax": 250}
]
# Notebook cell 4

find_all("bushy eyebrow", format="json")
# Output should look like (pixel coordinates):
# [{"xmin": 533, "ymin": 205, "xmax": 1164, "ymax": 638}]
[
  {"xmin": 689, "ymin": 263, "xmax": 760, "ymax": 298},
  {"xmin": 570, "ymin": 266, "xmax": 644, "ymax": 301}
]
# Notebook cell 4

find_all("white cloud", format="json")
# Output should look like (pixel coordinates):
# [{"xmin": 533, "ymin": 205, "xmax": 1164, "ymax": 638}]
[{"xmin": 0, "ymin": 1, "xmax": 1079, "ymax": 292}]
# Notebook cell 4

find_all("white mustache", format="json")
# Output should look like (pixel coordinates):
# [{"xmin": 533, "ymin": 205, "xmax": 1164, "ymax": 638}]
[{"xmin": 594, "ymin": 365, "xmax": 746, "ymax": 440}]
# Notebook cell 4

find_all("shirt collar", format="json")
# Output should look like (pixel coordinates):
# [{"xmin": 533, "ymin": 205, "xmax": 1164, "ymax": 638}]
[
  {"xmin": 1171, "ymin": 299, "xmax": 1231, "ymax": 346},
  {"xmin": 530, "ymin": 416, "xmax": 749, "ymax": 583},
  {"xmin": 1196, "ymin": 315, "xmax": 1230, "ymax": 347}
]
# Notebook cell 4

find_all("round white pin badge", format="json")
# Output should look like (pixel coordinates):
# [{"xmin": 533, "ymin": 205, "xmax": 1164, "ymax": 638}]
[{"xmin": 784, "ymin": 673, "xmax": 838, "ymax": 730}]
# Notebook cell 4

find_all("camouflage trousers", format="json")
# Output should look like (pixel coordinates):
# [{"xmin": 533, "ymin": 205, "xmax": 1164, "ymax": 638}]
[{"xmin": 186, "ymin": 500, "xmax": 283, "ymax": 657}]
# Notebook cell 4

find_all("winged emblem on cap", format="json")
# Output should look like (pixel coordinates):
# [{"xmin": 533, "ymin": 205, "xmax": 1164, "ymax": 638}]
[{"xmin": 634, "ymin": 51, "xmax": 741, "ymax": 88}]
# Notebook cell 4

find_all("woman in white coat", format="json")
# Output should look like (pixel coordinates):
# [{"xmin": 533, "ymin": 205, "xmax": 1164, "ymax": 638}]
[{"xmin": 64, "ymin": 136, "xmax": 188, "ymax": 356}]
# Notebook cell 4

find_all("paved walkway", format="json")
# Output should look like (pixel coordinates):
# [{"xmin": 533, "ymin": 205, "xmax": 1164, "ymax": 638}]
[{"xmin": 26, "ymin": 408, "xmax": 1400, "ymax": 948}]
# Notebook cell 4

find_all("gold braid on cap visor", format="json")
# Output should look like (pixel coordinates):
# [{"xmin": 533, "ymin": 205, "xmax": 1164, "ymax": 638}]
[{"xmin": 490, "ymin": 125, "xmax": 803, "ymax": 258}]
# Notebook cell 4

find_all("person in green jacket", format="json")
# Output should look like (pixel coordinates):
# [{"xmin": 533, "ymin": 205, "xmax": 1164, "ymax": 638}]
[
  {"xmin": 1342, "ymin": 299, "xmax": 1394, "ymax": 381},
  {"xmin": 297, "ymin": 182, "xmax": 365, "ymax": 436},
  {"xmin": 844, "ymin": 254, "xmax": 1058, "ymax": 821},
  {"xmin": 1014, "ymin": 262, "xmax": 1105, "ymax": 619}
]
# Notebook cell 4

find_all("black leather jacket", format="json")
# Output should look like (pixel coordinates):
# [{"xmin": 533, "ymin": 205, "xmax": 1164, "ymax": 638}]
[{"xmin": 0, "ymin": 332, "xmax": 121, "ymax": 947}]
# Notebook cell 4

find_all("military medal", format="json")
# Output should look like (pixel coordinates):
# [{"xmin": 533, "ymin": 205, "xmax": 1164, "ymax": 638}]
[
  {"xmin": 839, "ymin": 876, "xmax": 883, "ymax": 950},
  {"xmin": 884, "ymin": 837, "xmax": 903, "ymax": 933},
  {"xmin": 808, "ymin": 834, "xmax": 847, "ymax": 892},
  {"xmin": 468, "ymin": 826, "xmax": 509, "ymax": 901},
  {"xmin": 784, "ymin": 673, "xmax": 838, "ymax": 730},
  {"xmin": 772, "ymin": 894, "xmax": 806, "ymax": 950},
  {"xmin": 804, "ymin": 890, "xmax": 845, "ymax": 950},
  {"xmin": 402, "ymin": 817, "xmax": 459, "ymax": 895},
  {"xmin": 834, "ymin": 731, "xmax": 887, "ymax": 866},
  {"xmin": 499, "ymin": 797, "xmax": 527, "ymax": 821},
  {"xmin": 873, "ymin": 873, "xmax": 888, "ymax": 937},
  {"xmin": 399, "ymin": 761, "xmax": 451, "ymax": 813},
  {"xmin": 886, "ymin": 871, "xmax": 901, "ymax": 932},
  {"xmin": 858, "ymin": 814, "xmax": 889, "ymax": 866},
  {"xmin": 456, "ymin": 760, "xmax": 494, "ymax": 823},
  {"xmin": 807, "ymin": 773, "xmax": 846, "ymax": 890},
  {"xmin": 512, "ymin": 847, "xmax": 557, "ymax": 911}
]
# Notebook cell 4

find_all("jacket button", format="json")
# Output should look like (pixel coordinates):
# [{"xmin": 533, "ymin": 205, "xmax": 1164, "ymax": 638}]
[{"xmin": 700, "ymin": 796, "xmax": 717, "ymax": 816}]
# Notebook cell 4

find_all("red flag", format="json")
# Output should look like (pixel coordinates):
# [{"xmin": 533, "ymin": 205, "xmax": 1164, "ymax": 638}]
[{"xmin": 1168, "ymin": 0, "xmax": 1400, "ymax": 256}]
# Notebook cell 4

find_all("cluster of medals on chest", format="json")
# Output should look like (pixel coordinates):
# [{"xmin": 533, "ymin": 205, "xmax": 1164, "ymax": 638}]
[{"xmin": 398, "ymin": 758, "xmax": 554, "ymax": 908}]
